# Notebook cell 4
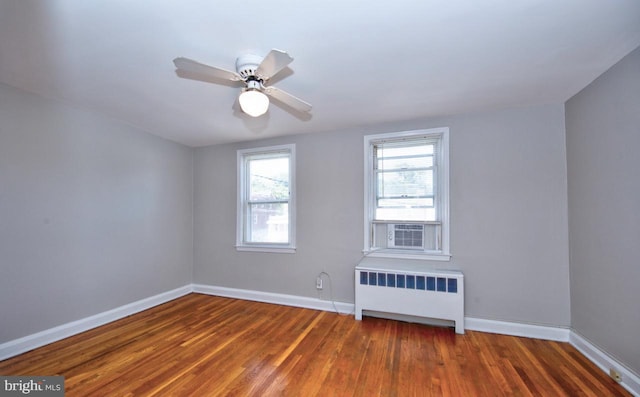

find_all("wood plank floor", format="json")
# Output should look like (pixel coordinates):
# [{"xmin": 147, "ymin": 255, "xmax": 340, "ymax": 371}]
[{"xmin": 0, "ymin": 294, "xmax": 630, "ymax": 396}]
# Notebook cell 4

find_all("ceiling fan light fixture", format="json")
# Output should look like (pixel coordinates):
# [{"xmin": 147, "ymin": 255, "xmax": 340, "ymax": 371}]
[
  {"xmin": 239, "ymin": 83, "xmax": 269, "ymax": 117},
  {"xmin": 174, "ymin": 49, "xmax": 311, "ymax": 117}
]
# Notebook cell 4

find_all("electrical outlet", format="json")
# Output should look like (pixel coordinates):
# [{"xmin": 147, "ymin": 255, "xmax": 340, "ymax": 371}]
[
  {"xmin": 609, "ymin": 368, "xmax": 622, "ymax": 383},
  {"xmin": 316, "ymin": 277, "xmax": 323, "ymax": 290}
]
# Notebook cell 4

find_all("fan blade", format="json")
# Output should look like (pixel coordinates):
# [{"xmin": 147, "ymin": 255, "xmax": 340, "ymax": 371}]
[
  {"xmin": 264, "ymin": 86, "xmax": 312, "ymax": 113},
  {"xmin": 173, "ymin": 57, "xmax": 242, "ymax": 81},
  {"xmin": 255, "ymin": 49, "xmax": 294, "ymax": 81}
]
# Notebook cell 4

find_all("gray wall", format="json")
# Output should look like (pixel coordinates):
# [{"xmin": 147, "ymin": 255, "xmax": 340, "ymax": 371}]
[
  {"xmin": 0, "ymin": 83, "xmax": 193, "ymax": 343},
  {"xmin": 565, "ymin": 46, "xmax": 640, "ymax": 374},
  {"xmin": 194, "ymin": 104, "xmax": 571, "ymax": 327}
]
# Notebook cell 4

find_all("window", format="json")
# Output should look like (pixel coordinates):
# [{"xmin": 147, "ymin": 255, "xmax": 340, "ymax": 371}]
[
  {"xmin": 237, "ymin": 144, "xmax": 296, "ymax": 253},
  {"xmin": 364, "ymin": 128, "xmax": 450, "ymax": 260}
]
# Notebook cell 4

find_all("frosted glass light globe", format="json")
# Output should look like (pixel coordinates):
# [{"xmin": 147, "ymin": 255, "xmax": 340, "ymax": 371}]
[{"xmin": 239, "ymin": 89, "xmax": 269, "ymax": 117}]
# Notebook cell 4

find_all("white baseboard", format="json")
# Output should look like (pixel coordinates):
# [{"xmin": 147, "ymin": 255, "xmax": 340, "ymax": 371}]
[
  {"xmin": 192, "ymin": 284, "xmax": 354, "ymax": 315},
  {"xmin": 0, "ymin": 285, "xmax": 192, "ymax": 361},
  {"xmin": 464, "ymin": 317, "xmax": 571, "ymax": 342},
  {"xmin": 193, "ymin": 284, "xmax": 571, "ymax": 341},
  {"xmin": 570, "ymin": 331, "xmax": 640, "ymax": 396}
]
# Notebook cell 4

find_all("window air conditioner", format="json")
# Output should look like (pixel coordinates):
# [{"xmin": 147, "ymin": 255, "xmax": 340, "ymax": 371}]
[{"xmin": 387, "ymin": 224, "xmax": 424, "ymax": 250}]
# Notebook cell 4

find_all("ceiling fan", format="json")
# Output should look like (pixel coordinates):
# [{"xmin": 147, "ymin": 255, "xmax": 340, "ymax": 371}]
[{"xmin": 173, "ymin": 49, "xmax": 312, "ymax": 117}]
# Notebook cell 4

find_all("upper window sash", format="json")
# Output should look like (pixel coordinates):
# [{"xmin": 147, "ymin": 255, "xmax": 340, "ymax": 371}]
[{"xmin": 372, "ymin": 137, "xmax": 439, "ymax": 222}]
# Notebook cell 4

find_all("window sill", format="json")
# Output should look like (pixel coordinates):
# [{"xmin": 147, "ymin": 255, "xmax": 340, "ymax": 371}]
[
  {"xmin": 363, "ymin": 249, "xmax": 451, "ymax": 262},
  {"xmin": 236, "ymin": 245, "xmax": 296, "ymax": 254}
]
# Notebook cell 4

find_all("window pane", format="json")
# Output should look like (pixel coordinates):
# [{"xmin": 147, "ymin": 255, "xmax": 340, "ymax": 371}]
[
  {"xmin": 377, "ymin": 155, "xmax": 433, "ymax": 170},
  {"xmin": 378, "ymin": 197, "xmax": 434, "ymax": 208},
  {"xmin": 375, "ymin": 140, "xmax": 435, "ymax": 222},
  {"xmin": 376, "ymin": 207, "xmax": 435, "ymax": 221},
  {"xmin": 376, "ymin": 142, "xmax": 434, "ymax": 158},
  {"xmin": 377, "ymin": 169, "xmax": 433, "ymax": 199},
  {"xmin": 249, "ymin": 157, "xmax": 289, "ymax": 201},
  {"xmin": 247, "ymin": 203, "xmax": 289, "ymax": 243}
]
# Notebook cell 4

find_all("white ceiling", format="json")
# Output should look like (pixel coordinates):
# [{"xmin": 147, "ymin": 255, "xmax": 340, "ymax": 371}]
[{"xmin": 1, "ymin": 1, "xmax": 639, "ymax": 147}]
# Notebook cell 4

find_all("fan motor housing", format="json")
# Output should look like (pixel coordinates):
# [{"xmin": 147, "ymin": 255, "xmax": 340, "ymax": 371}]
[{"xmin": 236, "ymin": 54, "xmax": 262, "ymax": 79}]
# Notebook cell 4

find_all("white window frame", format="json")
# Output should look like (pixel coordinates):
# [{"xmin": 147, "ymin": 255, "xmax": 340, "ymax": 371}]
[
  {"xmin": 237, "ymin": 144, "xmax": 296, "ymax": 253},
  {"xmin": 363, "ymin": 128, "xmax": 450, "ymax": 261}
]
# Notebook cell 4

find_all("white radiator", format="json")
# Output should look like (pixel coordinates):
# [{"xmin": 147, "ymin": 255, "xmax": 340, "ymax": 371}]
[{"xmin": 355, "ymin": 263, "xmax": 465, "ymax": 334}]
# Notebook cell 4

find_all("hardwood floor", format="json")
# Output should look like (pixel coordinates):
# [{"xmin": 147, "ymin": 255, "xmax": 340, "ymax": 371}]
[{"xmin": 0, "ymin": 294, "xmax": 630, "ymax": 396}]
